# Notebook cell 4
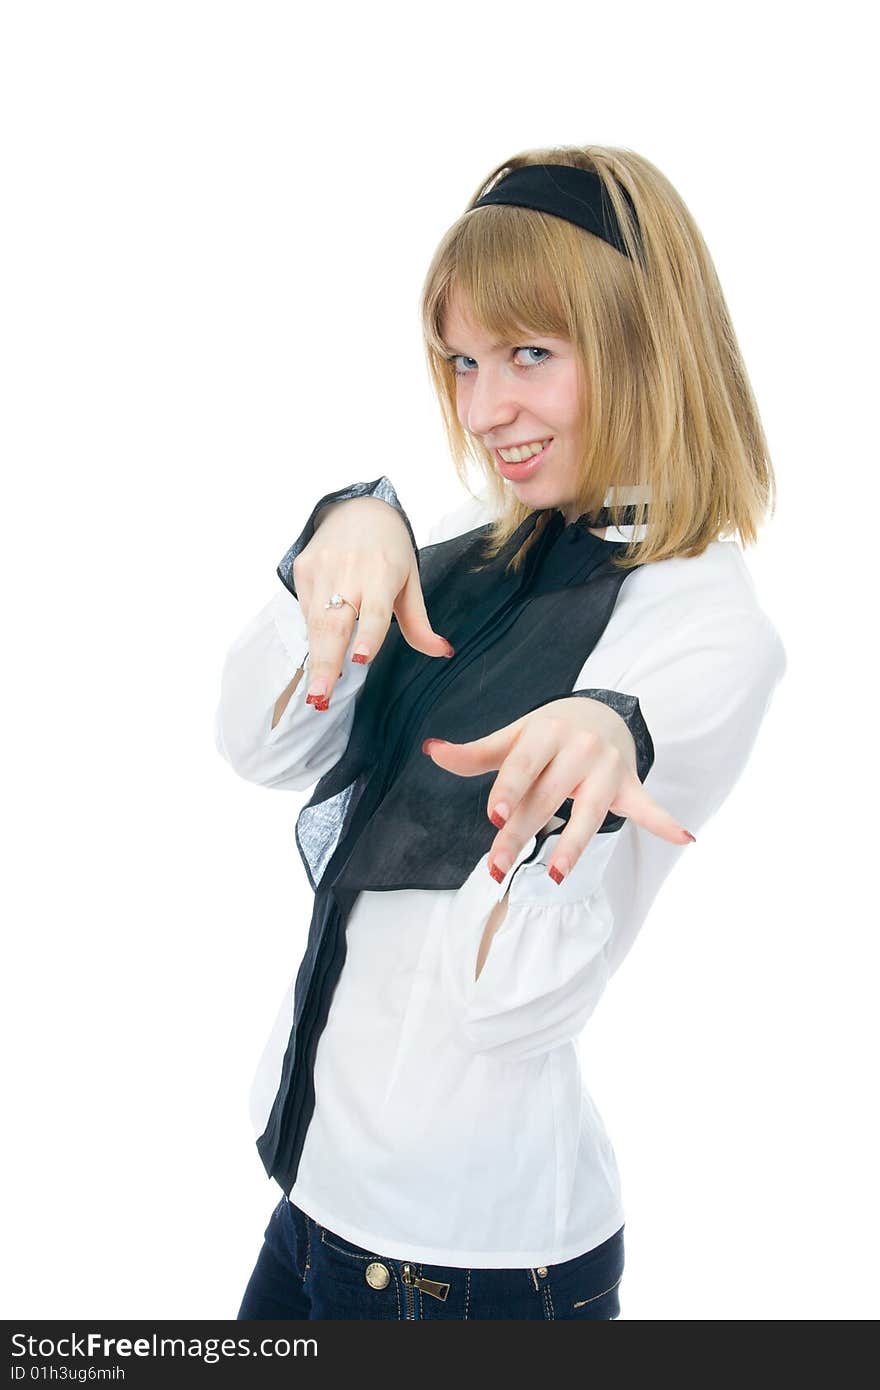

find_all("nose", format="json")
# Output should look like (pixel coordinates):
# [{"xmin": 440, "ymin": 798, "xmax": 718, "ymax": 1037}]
[{"xmin": 463, "ymin": 362, "xmax": 521, "ymax": 440}]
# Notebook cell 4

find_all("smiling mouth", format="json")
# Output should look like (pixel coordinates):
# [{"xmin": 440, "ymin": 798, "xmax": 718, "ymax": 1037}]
[
  {"xmin": 495, "ymin": 437, "xmax": 553, "ymax": 462},
  {"xmin": 495, "ymin": 438, "xmax": 554, "ymax": 478}
]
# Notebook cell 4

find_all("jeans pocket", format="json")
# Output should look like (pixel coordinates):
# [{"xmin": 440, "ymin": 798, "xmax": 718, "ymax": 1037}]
[
  {"xmin": 311, "ymin": 1223, "xmax": 401, "ymax": 1319},
  {"xmin": 569, "ymin": 1273, "xmax": 623, "ymax": 1319},
  {"xmin": 551, "ymin": 1226, "xmax": 625, "ymax": 1320},
  {"xmin": 318, "ymin": 1224, "xmax": 381, "ymax": 1263}
]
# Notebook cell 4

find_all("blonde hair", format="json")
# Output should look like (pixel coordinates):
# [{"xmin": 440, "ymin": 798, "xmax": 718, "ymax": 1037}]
[{"xmin": 419, "ymin": 144, "xmax": 777, "ymax": 573}]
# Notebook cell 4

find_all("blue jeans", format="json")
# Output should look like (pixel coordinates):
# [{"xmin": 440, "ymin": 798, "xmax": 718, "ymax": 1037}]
[{"xmin": 237, "ymin": 1197, "xmax": 624, "ymax": 1320}]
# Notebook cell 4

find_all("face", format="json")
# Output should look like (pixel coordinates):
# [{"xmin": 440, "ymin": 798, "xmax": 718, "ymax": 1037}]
[{"xmin": 440, "ymin": 289, "xmax": 589, "ymax": 526}]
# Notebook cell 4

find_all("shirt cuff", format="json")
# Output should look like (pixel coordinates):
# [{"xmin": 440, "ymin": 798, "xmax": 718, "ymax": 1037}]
[
  {"xmin": 276, "ymin": 476, "xmax": 420, "ymax": 600},
  {"xmin": 520, "ymin": 687, "xmax": 655, "ymax": 834}
]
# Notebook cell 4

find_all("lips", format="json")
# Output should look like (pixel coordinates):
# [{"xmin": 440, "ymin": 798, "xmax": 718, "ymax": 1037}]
[{"xmin": 495, "ymin": 438, "xmax": 554, "ymax": 480}]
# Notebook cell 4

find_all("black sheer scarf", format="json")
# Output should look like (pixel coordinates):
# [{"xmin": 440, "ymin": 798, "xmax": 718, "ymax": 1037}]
[{"xmin": 257, "ymin": 500, "xmax": 654, "ymax": 1193}]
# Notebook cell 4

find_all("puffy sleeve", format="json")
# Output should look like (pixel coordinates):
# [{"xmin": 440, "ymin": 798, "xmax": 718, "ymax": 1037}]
[
  {"xmin": 439, "ymin": 605, "xmax": 787, "ymax": 1063},
  {"xmin": 214, "ymin": 476, "xmax": 418, "ymax": 790}
]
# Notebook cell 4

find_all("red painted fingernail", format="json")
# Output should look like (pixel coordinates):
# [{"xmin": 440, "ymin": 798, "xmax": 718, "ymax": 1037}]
[
  {"xmin": 309, "ymin": 696, "xmax": 330, "ymax": 711},
  {"xmin": 488, "ymin": 861, "xmax": 505, "ymax": 883},
  {"xmin": 490, "ymin": 810, "xmax": 506, "ymax": 829},
  {"xmin": 683, "ymin": 830, "xmax": 696, "ymax": 843},
  {"xmin": 548, "ymin": 861, "xmax": 568, "ymax": 885}
]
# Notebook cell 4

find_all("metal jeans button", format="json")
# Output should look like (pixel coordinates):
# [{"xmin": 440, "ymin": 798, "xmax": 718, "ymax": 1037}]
[{"xmin": 365, "ymin": 1261, "xmax": 391, "ymax": 1290}]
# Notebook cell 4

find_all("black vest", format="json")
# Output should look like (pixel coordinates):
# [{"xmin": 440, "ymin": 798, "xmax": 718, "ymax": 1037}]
[{"xmin": 256, "ymin": 505, "xmax": 651, "ymax": 1194}]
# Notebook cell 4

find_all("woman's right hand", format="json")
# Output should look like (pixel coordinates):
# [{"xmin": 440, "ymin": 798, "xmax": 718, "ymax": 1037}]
[{"xmin": 292, "ymin": 495, "xmax": 455, "ymax": 709}]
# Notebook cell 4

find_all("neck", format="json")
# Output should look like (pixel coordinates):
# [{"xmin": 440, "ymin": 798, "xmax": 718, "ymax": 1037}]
[{"xmin": 559, "ymin": 484, "xmax": 651, "ymax": 539}]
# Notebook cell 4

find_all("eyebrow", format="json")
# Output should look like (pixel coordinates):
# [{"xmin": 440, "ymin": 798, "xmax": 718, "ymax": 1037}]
[{"xmin": 441, "ymin": 340, "xmax": 505, "ymax": 355}]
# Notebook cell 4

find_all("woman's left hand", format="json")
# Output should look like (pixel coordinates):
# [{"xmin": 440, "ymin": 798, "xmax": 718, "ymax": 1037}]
[{"xmin": 422, "ymin": 696, "xmax": 694, "ymax": 885}]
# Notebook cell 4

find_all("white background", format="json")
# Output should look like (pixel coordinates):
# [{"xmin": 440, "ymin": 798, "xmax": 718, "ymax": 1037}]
[{"xmin": 2, "ymin": 0, "xmax": 876, "ymax": 1321}]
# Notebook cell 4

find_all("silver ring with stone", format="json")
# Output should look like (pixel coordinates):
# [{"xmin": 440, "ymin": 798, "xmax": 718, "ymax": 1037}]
[{"xmin": 324, "ymin": 591, "xmax": 361, "ymax": 621}]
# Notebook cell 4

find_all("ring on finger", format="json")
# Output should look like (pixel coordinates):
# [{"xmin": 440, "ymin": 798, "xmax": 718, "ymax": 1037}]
[{"xmin": 325, "ymin": 591, "xmax": 360, "ymax": 620}]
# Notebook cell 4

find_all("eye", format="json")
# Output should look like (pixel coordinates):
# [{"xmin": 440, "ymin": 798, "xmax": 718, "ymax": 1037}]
[
  {"xmin": 514, "ymin": 347, "xmax": 552, "ymax": 369},
  {"xmin": 447, "ymin": 354, "xmax": 478, "ymax": 376},
  {"xmin": 446, "ymin": 346, "xmax": 552, "ymax": 377}
]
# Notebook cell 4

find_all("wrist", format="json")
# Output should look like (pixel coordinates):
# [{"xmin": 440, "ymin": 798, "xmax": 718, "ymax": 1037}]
[{"xmin": 313, "ymin": 499, "xmax": 347, "ymax": 530}]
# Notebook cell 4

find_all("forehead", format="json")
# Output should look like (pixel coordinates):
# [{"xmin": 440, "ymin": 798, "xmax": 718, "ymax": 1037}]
[{"xmin": 439, "ymin": 293, "xmax": 496, "ymax": 345}]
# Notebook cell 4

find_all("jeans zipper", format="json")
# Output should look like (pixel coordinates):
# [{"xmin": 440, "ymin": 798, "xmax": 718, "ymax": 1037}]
[
  {"xmin": 400, "ymin": 1263, "xmax": 450, "ymax": 1316},
  {"xmin": 401, "ymin": 1263, "xmax": 416, "ymax": 1319}
]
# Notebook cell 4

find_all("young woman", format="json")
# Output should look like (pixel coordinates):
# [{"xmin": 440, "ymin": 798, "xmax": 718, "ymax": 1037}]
[{"xmin": 215, "ymin": 146, "xmax": 786, "ymax": 1320}]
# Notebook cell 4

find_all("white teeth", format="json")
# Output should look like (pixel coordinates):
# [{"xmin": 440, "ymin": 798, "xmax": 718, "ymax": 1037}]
[{"xmin": 498, "ymin": 439, "xmax": 551, "ymax": 463}]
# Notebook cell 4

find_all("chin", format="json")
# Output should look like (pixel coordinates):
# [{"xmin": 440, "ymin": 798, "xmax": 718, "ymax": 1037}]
[{"xmin": 509, "ymin": 475, "xmax": 567, "ymax": 510}]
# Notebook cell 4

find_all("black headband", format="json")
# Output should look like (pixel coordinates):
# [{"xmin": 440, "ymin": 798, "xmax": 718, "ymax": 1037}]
[{"xmin": 471, "ymin": 162, "xmax": 642, "ymax": 262}]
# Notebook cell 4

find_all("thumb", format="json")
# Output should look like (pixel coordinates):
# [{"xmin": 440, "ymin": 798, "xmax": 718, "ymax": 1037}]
[
  {"xmin": 393, "ymin": 566, "xmax": 455, "ymax": 660},
  {"xmin": 421, "ymin": 719, "xmax": 526, "ymax": 777},
  {"xmin": 607, "ymin": 774, "xmax": 696, "ymax": 846}
]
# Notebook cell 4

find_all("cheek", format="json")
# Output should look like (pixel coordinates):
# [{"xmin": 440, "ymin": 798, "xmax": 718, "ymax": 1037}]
[
  {"xmin": 542, "ymin": 386, "xmax": 581, "ymax": 432},
  {"xmin": 539, "ymin": 366, "xmax": 582, "ymax": 430}
]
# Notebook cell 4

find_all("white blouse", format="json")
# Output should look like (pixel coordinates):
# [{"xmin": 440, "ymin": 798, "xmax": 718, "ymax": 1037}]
[{"xmin": 214, "ymin": 489, "xmax": 787, "ymax": 1268}]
